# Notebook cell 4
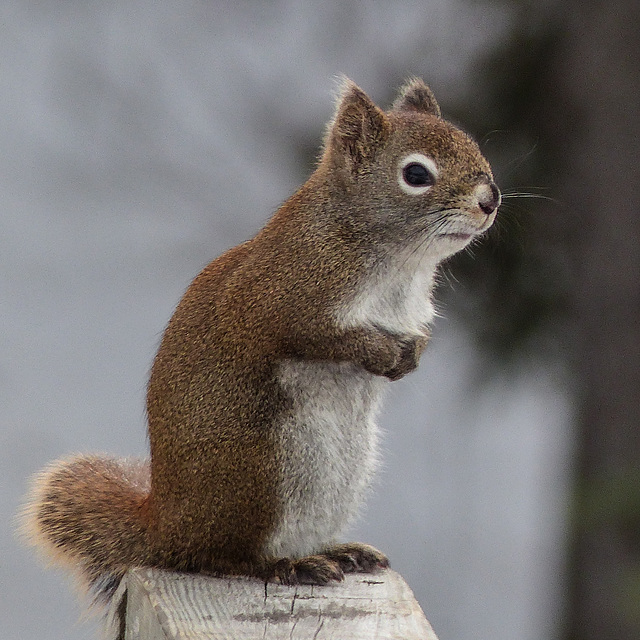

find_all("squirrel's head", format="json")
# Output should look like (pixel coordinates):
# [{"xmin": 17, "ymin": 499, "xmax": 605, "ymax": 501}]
[{"xmin": 319, "ymin": 77, "xmax": 500, "ymax": 260}]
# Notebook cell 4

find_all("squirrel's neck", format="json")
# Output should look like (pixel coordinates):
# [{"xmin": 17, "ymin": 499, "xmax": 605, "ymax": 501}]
[{"xmin": 261, "ymin": 170, "xmax": 386, "ymax": 263}]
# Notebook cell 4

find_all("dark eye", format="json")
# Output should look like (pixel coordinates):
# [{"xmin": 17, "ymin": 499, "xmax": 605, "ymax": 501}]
[
  {"xmin": 398, "ymin": 153, "xmax": 438, "ymax": 194},
  {"xmin": 403, "ymin": 162, "xmax": 435, "ymax": 187}
]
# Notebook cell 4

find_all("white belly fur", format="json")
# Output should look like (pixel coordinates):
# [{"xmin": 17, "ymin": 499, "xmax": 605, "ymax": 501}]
[
  {"xmin": 265, "ymin": 360, "xmax": 385, "ymax": 558},
  {"xmin": 265, "ymin": 251, "xmax": 439, "ymax": 558}
]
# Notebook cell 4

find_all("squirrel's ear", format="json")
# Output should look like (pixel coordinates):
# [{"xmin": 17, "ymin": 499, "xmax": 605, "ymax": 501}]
[
  {"xmin": 392, "ymin": 77, "xmax": 441, "ymax": 118},
  {"xmin": 324, "ymin": 78, "xmax": 390, "ymax": 169}
]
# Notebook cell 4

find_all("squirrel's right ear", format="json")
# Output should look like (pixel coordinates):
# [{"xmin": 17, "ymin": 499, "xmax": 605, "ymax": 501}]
[
  {"xmin": 392, "ymin": 77, "xmax": 441, "ymax": 118},
  {"xmin": 323, "ymin": 78, "xmax": 390, "ymax": 170}
]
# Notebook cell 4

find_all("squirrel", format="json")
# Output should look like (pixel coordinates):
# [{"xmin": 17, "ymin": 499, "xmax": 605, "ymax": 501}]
[{"xmin": 20, "ymin": 77, "xmax": 499, "ymax": 608}]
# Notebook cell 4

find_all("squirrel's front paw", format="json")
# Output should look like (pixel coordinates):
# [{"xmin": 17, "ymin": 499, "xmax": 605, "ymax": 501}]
[
  {"xmin": 361, "ymin": 333, "xmax": 428, "ymax": 381},
  {"xmin": 383, "ymin": 335, "xmax": 428, "ymax": 381},
  {"xmin": 355, "ymin": 330, "xmax": 429, "ymax": 381}
]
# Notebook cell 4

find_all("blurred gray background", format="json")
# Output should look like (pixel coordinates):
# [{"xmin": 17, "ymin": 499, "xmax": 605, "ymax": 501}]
[{"xmin": 5, "ymin": 2, "xmax": 635, "ymax": 639}]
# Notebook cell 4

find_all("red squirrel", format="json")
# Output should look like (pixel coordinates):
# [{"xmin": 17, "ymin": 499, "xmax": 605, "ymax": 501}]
[{"xmin": 21, "ymin": 77, "xmax": 499, "ymax": 611}]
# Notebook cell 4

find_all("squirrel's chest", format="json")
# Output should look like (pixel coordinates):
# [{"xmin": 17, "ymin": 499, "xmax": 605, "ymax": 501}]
[
  {"xmin": 335, "ymin": 257, "xmax": 438, "ymax": 335},
  {"xmin": 264, "ymin": 360, "xmax": 385, "ymax": 558}
]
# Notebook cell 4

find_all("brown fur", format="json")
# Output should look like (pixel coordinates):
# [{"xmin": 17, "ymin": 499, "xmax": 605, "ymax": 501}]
[
  {"xmin": 20, "ymin": 456, "xmax": 151, "ymax": 597},
  {"xmin": 20, "ymin": 77, "xmax": 499, "ymax": 607}
]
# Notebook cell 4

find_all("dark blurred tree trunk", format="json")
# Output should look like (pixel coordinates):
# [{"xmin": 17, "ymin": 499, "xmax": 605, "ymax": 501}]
[
  {"xmin": 543, "ymin": 2, "xmax": 640, "ymax": 638},
  {"xmin": 434, "ymin": 0, "xmax": 640, "ymax": 633}
]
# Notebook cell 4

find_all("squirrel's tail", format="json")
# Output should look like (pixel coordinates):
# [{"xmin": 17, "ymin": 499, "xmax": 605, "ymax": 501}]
[{"xmin": 20, "ymin": 454, "xmax": 153, "ymax": 603}]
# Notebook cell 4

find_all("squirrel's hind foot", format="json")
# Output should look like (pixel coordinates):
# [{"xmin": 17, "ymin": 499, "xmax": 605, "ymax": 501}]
[
  {"xmin": 264, "ymin": 555, "xmax": 344, "ymax": 585},
  {"xmin": 262, "ymin": 543, "xmax": 388, "ymax": 585},
  {"xmin": 321, "ymin": 542, "xmax": 389, "ymax": 573}
]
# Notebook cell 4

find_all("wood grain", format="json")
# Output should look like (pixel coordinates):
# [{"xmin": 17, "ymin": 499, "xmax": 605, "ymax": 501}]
[{"xmin": 120, "ymin": 567, "xmax": 438, "ymax": 639}]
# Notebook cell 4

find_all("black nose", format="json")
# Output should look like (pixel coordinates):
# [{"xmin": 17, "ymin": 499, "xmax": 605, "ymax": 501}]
[{"xmin": 479, "ymin": 181, "xmax": 501, "ymax": 216}]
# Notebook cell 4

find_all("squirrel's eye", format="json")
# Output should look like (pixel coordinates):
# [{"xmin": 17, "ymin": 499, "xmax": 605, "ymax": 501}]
[
  {"xmin": 403, "ymin": 163, "xmax": 434, "ymax": 187},
  {"xmin": 397, "ymin": 153, "xmax": 438, "ymax": 195}
]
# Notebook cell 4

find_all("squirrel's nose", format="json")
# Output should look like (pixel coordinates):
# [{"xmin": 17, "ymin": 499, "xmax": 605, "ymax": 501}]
[{"xmin": 478, "ymin": 180, "xmax": 501, "ymax": 216}]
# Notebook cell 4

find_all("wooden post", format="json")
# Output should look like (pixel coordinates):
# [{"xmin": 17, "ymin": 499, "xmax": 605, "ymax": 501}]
[{"xmin": 116, "ymin": 567, "xmax": 439, "ymax": 639}]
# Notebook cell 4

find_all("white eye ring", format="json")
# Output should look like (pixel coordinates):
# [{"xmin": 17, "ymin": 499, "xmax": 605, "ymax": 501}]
[{"xmin": 397, "ymin": 153, "xmax": 438, "ymax": 195}]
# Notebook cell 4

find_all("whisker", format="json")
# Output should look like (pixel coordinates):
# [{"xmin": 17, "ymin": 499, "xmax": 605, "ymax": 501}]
[
  {"xmin": 501, "ymin": 186, "xmax": 549, "ymax": 193},
  {"xmin": 498, "ymin": 140, "xmax": 541, "ymax": 177},
  {"xmin": 480, "ymin": 129, "xmax": 510, "ymax": 146},
  {"xmin": 502, "ymin": 192, "xmax": 557, "ymax": 203}
]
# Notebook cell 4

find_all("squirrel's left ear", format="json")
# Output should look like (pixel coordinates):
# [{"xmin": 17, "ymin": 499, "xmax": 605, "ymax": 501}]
[
  {"xmin": 392, "ymin": 78, "xmax": 441, "ymax": 118},
  {"xmin": 324, "ymin": 77, "xmax": 390, "ymax": 170}
]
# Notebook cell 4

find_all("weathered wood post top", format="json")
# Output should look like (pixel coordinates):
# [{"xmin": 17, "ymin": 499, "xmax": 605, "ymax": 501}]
[{"xmin": 117, "ymin": 567, "xmax": 439, "ymax": 639}]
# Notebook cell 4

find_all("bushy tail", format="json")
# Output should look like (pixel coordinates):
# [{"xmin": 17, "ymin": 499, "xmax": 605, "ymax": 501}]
[{"xmin": 20, "ymin": 454, "xmax": 153, "ymax": 602}]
